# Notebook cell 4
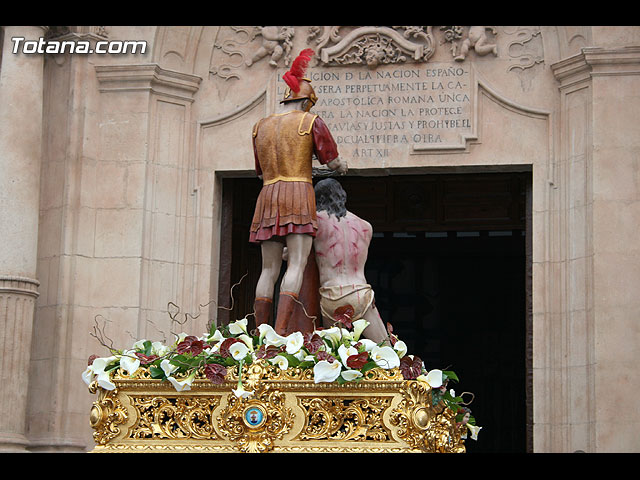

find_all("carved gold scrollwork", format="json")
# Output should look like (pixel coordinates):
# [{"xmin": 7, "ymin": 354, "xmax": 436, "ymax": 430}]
[
  {"xmin": 128, "ymin": 395, "xmax": 221, "ymax": 440},
  {"xmin": 88, "ymin": 381, "xmax": 128, "ymax": 445},
  {"xmin": 88, "ymin": 362, "xmax": 466, "ymax": 453},
  {"xmin": 217, "ymin": 361, "xmax": 295, "ymax": 453},
  {"xmin": 390, "ymin": 380, "xmax": 466, "ymax": 453},
  {"xmin": 298, "ymin": 396, "xmax": 393, "ymax": 442}
]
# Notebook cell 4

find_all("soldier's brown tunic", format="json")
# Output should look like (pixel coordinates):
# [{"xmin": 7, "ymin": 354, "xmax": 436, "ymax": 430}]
[{"xmin": 249, "ymin": 110, "xmax": 339, "ymax": 243}]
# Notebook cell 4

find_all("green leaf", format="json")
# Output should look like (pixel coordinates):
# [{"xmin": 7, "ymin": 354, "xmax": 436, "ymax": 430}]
[
  {"xmin": 297, "ymin": 360, "xmax": 315, "ymax": 369},
  {"xmin": 443, "ymin": 390, "xmax": 463, "ymax": 403},
  {"xmin": 105, "ymin": 362, "xmax": 120, "ymax": 372},
  {"xmin": 143, "ymin": 340, "xmax": 153, "ymax": 356},
  {"xmin": 170, "ymin": 354, "xmax": 201, "ymax": 372},
  {"xmin": 360, "ymin": 361, "xmax": 378, "ymax": 373},
  {"xmin": 443, "ymin": 370, "xmax": 459, "ymax": 382},
  {"xmin": 149, "ymin": 366, "xmax": 165, "ymax": 379},
  {"xmin": 282, "ymin": 353, "xmax": 300, "ymax": 367}
]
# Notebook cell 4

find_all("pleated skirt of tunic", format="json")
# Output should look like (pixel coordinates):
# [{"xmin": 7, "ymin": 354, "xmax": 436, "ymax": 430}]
[{"xmin": 249, "ymin": 181, "xmax": 317, "ymax": 243}]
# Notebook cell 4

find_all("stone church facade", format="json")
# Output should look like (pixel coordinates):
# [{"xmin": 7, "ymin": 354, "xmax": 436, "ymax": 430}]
[{"xmin": 0, "ymin": 25, "xmax": 639, "ymax": 452}]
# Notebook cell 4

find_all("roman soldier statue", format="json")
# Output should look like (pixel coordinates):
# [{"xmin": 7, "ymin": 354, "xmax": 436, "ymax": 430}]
[{"xmin": 249, "ymin": 49, "xmax": 348, "ymax": 335}]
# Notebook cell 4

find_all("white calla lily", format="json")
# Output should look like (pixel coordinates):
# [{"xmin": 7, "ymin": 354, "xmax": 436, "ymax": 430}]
[
  {"xmin": 81, "ymin": 366, "xmax": 94, "ymax": 386},
  {"xmin": 285, "ymin": 331, "xmax": 304, "ymax": 355},
  {"xmin": 357, "ymin": 339, "xmax": 377, "ymax": 351},
  {"xmin": 229, "ymin": 341, "xmax": 249, "ymax": 361},
  {"xmin": 352, "ymin": 319, "xmax": 369, "ymax": 341},
  {"xmin": 238, "ymin": 334, "xmax": 254, "ymax": 351},
  {"xmin": 174, "ymin": 332, "xmax": 189, "ymax": 344},
  {"xmin": 270, "ymin": 354, "xmax": 289, "ymax": 370},
  {"xmin": 119, "ymin": 351, "xmax": 141, "ymax": 376},
  {"xmin": 417, "ymin": 369, "xmax": 443, "ymax": 389},
  {"xmin": 341, "ymin": 369, "xmax": 363, "ymax": 382},
  {"xmin": 232, "ymin": 385, "xmax": 254, "ymax": 399},
  {"xmin": 228, "ymin": 318, "xmax": 248, "ymax": 335},
  {"xmin": 209, "ymin": 329, "xmax": 225, "ymax": 344},
  {"xmin": 160, "ymin": 359, "xmax": 178, "ymax": 378},
  {"xmin": 258, "ymin": 324, "xmax": 287, "ymax": 347},
  {"xmin": 257, "ymin": 323, "xmax": 274, "ymax": 339},
  {"xmin": 313, "ymin": 360, "xmax": 342, "ymax": 383},
  {"xmin": 338, "ymin": 344, "xmax": 359, "ymax": 368},
  {"xmin": 317, "ymin": 326, "xmax": 351, "ymax": 346},
  {"xmin": 132, "ymin": 339, "xmax": 148, "ymax": 350},
  {"xmin": 167, "ymin": 371, "xmax": 197, "ymax": 392},
  {"xmin": 82, "ymin": 356, "xmax": 119, "ymax": 390},
  {"xmin": 468, "ymin": 424, "xmax": 482, "ymax": 440},
  {"xmin": 393, "ymin": 340, "xmax": 408, "ymax": 358},
  {"xmin": 426, "ymin": 369, "xmax": 443, "ymax": 388},
  {"xmin": 95, "ymin": 371, "xmax": 117, "ymax": 390},
  {"xmin": 152, "ymin": 341, "xmax": 170, "ymax": 356},
  {"xmin": 91, "ymin": 355, "xmax": 118, "ymax": 373},
  {"xmin": 370, "ymin": 345, "xmax": 400, "ymax": 369}
]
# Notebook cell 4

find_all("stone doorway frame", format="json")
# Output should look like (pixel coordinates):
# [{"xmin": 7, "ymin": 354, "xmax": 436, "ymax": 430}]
[{"xmin": 215, "ymin": 168, "xmax": 534, "ymax": 452}]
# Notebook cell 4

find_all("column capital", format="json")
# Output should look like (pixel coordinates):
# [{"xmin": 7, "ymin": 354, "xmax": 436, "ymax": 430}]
[
  {"xmin": 0, "ymin": 276, "xmax": 40, "ymax": 298},
  {"xmin": 551, "ymin": 46, "xmax": 640, "ymax": 89},
  {"xmin": 95, "ymin": 63, "xmax": 202, "ymax": 102}
]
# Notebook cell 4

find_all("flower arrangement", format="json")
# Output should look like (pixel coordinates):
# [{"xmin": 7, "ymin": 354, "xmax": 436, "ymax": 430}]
[{"xmin": 82, "ymin": 315, "xmax": 481, "ymax": 440}]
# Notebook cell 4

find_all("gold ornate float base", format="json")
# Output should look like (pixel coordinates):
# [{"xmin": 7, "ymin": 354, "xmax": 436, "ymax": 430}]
[{"xmin": 88, "ymin": 360, "xmax": 466, "ymax": 453}]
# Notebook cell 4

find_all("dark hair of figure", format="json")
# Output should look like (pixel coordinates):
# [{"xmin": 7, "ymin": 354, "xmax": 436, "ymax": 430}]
[{"xmin": 314, "ymin": 178, "xmax": 347, "ymax": 220}]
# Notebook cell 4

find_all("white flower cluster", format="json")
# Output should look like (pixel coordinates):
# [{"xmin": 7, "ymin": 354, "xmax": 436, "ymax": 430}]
[{"xmin": 82, "ymin": 317, "xmax": 443, "ymax": 395}]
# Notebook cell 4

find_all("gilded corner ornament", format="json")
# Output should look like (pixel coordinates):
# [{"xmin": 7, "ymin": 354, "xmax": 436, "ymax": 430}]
[
  {"xmin": 88, "ymin": 381, "xmax": 128, "ymax": 446},
  {"xmin": 390, "ymin": 380, "xmax": 466, "ymax": 453}
]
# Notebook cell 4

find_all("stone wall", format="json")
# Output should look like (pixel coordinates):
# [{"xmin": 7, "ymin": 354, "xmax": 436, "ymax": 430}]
[{"xmin": 0, "ymin": 26, "xmax": 638, "ymax": 452}]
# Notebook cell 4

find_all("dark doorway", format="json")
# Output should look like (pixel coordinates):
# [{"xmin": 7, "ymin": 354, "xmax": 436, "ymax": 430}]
[{"xmin": 218, "ymin": 171, "xmax": 530, "ymax": 453}]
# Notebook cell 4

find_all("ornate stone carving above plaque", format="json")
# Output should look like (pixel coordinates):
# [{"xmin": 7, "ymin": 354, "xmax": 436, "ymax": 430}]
[
  {"xmin": 210, "ymin": 26, "xmax": 500, "ymax": 82},
  {"xmin": 309, "ymin": 26, "xmax": 436, "ymax": 68},
  {"xmin": 439, "ymin": 26, "xmax": 498, "ymax": 61}
]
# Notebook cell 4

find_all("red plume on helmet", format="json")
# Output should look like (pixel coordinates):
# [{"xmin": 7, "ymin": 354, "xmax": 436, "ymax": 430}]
[{"xmin": 282, "ymin": 48, "xmax": 314, "ymax": 93}]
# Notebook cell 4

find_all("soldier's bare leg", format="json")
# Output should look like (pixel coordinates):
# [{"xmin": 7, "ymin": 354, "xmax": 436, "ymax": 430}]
[
  {"xmin": 274, "ymin": 234, "xmax": 313, "ymax": 335},
  {"xmin": 255, "ymin": 240, "xmax": 284, "ymax": 299},
  {"xmin": 280, "ymin": 234, "xmax": 313, "ymax": 295}
]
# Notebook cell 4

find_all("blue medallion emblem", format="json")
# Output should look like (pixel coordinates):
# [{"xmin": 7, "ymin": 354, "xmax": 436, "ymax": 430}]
[{"xmin": 244, "ymin": 406, "xmax": 264, "ymax": 427}]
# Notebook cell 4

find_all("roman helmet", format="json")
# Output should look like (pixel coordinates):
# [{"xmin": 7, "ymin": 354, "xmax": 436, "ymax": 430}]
[{"xmin": 281, "ymin": 48, "xmax": 317, "ymax": 111}]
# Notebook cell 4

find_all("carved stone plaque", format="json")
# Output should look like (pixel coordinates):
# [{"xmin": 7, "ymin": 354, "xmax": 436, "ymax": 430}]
[{"xmin": 275, "ymin": 62, "xmax": 475, "ymax": 165}]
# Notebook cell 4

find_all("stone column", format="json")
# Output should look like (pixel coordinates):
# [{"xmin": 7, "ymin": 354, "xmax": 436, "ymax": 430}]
[{"xmin": 0, "ymin": 25, "xmax": 47, "ymax": 452}]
